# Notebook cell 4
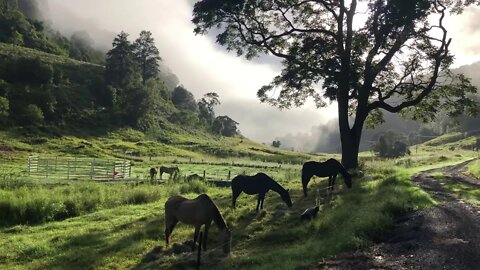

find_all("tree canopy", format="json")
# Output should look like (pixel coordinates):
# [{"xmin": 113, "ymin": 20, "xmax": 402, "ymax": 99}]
[
  {"xmin": 134, "ymin": 30, "xmax": 161, "ymax": 84},
  {"xmin": 198, "ymin": 92, "xmax": 220, "ymax": 124},
  {"xmin": 172, "ymin": 85, "xmax": 199, "ymax": 112},
  {"xmin": 193, "ymin": 0, "xmax": 480, "ymax": 168}
]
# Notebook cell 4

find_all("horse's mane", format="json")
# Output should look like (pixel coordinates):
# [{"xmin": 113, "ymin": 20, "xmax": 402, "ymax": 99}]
[
  {"xmin": 206, "ymin": 195, "xmax": 227, "ymax": 230},
  {"xmin": 337, "ymin": 162, "xmax": 349, "ymax": 177},
  {"xmin": 263, "ymin": 174, "xmax": 287, "ymax": 195}
]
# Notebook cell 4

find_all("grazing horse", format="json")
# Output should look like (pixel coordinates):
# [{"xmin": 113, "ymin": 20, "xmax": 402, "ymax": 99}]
[
  {"xmin": 160, "ymin": 166, "xmax": 180, "ymax": 180},
  {"xmin": 186, "ymin": 173, "xmax": 203, "ymax": 182},
  {"xmin": 149, "ymin": 167, "xmax": 158, "ymax": 181},
  {"xmin": 164, "ymin": 194, "xmax": 231, "ymax": 253},
  {"xmin": 301, "ymin": 158, "xmax": 352, "ymax": 197},
  {"xmin": 231, "ymin": 173, "xmax": 292, "ymax": 211}
]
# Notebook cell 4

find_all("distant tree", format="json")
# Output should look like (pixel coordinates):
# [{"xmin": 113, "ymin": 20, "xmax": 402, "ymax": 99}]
[
  {"xmin": 193, "ymin": 0, "xmax": 480, "ymax": 168},
  {"xmin": 198, "ymin": 92, "xmax": 220, "ymax": 125},
  {"xmin": 271, "ymin": 140, "xmax": 281, "ymax": 148},
  {"xmin": 0, "ymin": 96, "xmax": 9, "ymax": 118},
  {"xmin": 213, "ymin": 115, "xmax": 239, "ymax": 137},
  {"xmin": 0, "ymin": 0, "xmax": 17, "ymax": 14},
  {"xmin": 8, "ymin": 30, "xmax": 23, "ymax": 46},
  {"xmin": 69, "ymin": 31, "xmax": 95, "ymax": 62},
  {"xmin": 159, "ymin": 64, "xmax": 180, "ymax": 91},
  {"xmin": 134, "ymin": 31, "xmax": 162, "ymax": 84},
  {"xmin": 172, "ymin": 85, "xmax": 198, "ymax": 112},
  {"xmin": 105, "ymin": 31, "xmax": 138, "ymax": 88},
  {"xmin": 372, "ymin": 131, "xmax": 410, "ymax": 158},
  {"xmin": 22, "ymin": 104, "xmax": 44, "ymax": 125}
]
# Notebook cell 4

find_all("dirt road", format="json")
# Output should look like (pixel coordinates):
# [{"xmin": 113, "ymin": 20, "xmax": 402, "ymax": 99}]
[{"xmin": 315, "ymin": 160, "xmax": 480, "ymax": 270}]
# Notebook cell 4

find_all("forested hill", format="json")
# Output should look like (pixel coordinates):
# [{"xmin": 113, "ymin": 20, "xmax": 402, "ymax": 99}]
[{"xmin": 0, "ymin": 1, "xmax": 239, "ymax": 140}]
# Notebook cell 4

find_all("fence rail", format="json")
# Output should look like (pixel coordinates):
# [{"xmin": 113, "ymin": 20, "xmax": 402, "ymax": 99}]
[{"xmin": 28, "ymin": 156, "xmax": 131, "ymax": 180}]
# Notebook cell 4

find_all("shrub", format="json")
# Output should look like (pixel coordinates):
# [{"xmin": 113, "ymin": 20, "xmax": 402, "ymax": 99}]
[
  {"xmin": 22, "ymin": 104, "xmax": 44, "ymax": 125},
  {"xmin": 179, "ymin": 180, "xmax": 208, "ymax": 194},
  {"xmin": 372, "ymin": 131, "xmax": 410, "ymax": 158}
]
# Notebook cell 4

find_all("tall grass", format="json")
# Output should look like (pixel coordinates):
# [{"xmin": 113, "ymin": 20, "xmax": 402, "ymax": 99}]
[{"xmin": 0, "ymin": 180, "xmax": 210, "ymax": 227}]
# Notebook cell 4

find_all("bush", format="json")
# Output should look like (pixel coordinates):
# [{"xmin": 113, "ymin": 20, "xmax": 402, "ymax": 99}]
[
  {"xmin": 0, "ymin": 183, "xmax": 164, "ymax": 227},
  {"xmin": 372, "ymin": 131, "xmax": 410, "ymax": 158},
  {"xmin": 22, "ymin": 104, "xmax": 44, "ymax": 125},
  {"xmin": 179, "ymin": 180, "xmax": 208, "ymax": 194},
  {"xmin": 0, "ymin": 96, "xmax": 9, "ymax": 117}
]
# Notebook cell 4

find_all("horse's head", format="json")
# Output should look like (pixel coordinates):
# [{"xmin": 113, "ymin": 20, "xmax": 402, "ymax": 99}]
[
  {"xmin": 220, "ymin": 227, "xmax": 232, "ymax": 254},
  {"xmin": 282, "ymin": 189, "xmax": 293, "ymax": 208},
  {"xmin": 344, "ymin": 172, "xmax": 352, "ymax": 188}
]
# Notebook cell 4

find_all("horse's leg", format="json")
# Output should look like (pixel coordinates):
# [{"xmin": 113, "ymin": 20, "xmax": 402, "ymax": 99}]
[
  {"xmin": 331, "ymin": 174, "xmax": 337, "ymax": 191},
  {"xmin": 256, "ymin": 194, "xmax": 261, "ymax": 211},
  {"xmin": 192, "ymin": 225, "xmax": 200, "ymax": 251},
  {"xmin": 165, "ymin": 217, "xmax": 178, "ymax": 247},
  {"xmin": 260, "ymin": 193, "xmax": 266, "ymax": 210},
  {"xmin": 302, "ymin": 173, "xmax": 312, "ymax": 197},
  {"xmin": 203, "ymin": 222, "xmax": 210, "ymax": 251},
  {"xmin": 232, "ymin": 189, "xmax": 241, "ymax": 209}
]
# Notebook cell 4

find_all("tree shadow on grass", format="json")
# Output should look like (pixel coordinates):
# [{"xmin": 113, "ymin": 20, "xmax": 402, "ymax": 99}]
[{"xmin": 39, "ymin": 214, "xmax": 166, "ymax": 270}]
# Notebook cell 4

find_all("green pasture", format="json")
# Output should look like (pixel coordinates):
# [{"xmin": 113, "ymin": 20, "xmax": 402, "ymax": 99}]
[{"xmin": 0, "ymin": 129, "xmax": 479, "ymax": 269}]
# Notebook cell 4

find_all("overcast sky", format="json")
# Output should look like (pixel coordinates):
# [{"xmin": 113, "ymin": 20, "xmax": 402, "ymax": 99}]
[{"xmin": 45, "ymin": 0, "xmax": 480, "ymax": 143}]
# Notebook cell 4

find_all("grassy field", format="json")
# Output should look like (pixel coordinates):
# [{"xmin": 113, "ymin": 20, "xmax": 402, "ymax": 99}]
[{"xmin": 0, "ymin": 129, "xmax": 479, "ymax": 269}]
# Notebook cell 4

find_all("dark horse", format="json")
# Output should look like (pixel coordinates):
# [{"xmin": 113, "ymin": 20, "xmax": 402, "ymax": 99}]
[
  {"xmin": 231, "ymin": 173, "xmax": 292, "ymax": 211},
  {"xmin": 164, "ymin": 194, "xmax": 231, "ymax": 253},
  {"xmin": 160, "ymin": 166, "xmax": 180, "ymax": 180},
  {"xmin": 302, "ymin": 158, "xmax": 352, "ymax": 197}
]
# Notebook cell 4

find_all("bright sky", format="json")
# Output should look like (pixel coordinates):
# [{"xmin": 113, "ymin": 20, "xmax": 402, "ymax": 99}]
[{"xmin": 46, "ymin": 0, "xmax": 480, "ymax": 143}]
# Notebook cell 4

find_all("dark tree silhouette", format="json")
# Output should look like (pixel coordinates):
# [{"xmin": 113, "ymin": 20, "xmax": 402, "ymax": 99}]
[
  {"xmin": 105, "ymin": 31, "xmax": 137, "ymax": 88},
  {"xmin": 134, "ymin": 30, "xmax": 162, "ymax": 84},
  {"xmin": 272, "ymin": 140, "xmax": 281, "ymax": 148},
  {"xmin": 213, "ymin": 115, "xmax": 239, "ymax": 137},
  {"xmin": 198, "ymin": 92, "xmax": 220, "ymax": 124},
  {"xmin": 172, "ymin": 85, "xmax": 199, "ymax": 112},
  {"xmin": 192, "ymin": 0, "xmax": 479, "ymax": 169}
]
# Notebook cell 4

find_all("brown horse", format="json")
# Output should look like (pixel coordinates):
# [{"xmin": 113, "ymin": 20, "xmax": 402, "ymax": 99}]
[
  {"xmin": 149, "ymin": 167, "xmax": 158, "ymax": 181},
  {"xmin": 160, "ymin": 166, "xmax": 180, "ymax": 180},
  {"xmin": 164, "ymin": 194, "xmax": 231, "ymax": 253}
]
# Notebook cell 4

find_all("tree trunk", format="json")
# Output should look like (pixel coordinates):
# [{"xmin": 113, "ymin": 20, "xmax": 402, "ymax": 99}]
[
  {"xmin": 338, "ymin": 96, "xmax": 366, "ymax": 170},
  {"xmin": 340, "ymin": 130, "xmax": 360, "ymax": 170}
]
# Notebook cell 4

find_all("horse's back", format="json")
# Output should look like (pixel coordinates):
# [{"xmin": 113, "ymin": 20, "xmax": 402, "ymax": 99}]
[
  {"xmin": 166, "ymin": 194, "xmax": 216, "ymax": 225},
  {"xmin": 165, "ymin": 195, "xmax": 187, "ymax": 209},
  {"xmin": 232, "ymin": 173, "xmax": 272, "ymax": 194},
  {"xmin": 303, "ymin": 159, "xmax": 342, "ymax": 174}
]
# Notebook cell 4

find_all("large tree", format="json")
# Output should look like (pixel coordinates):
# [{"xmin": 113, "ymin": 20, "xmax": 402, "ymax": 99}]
[
  {"xmin": 198, "ymin": 92, "xmax": 221, "ymax": 125},
  {"xmin": 172, "ymin": 85, "xmax": 199, "ymax": 112},
  {"xmin": 192, "ymin": 0, "xmax": 479, "ymax": 168},
  {"xmin": 106, "ymin": 31, "xmax": 137, "ymax": 88},
  {"xmin": 134, "ymin": 30, "xmax": 162, "ymax": 84}
]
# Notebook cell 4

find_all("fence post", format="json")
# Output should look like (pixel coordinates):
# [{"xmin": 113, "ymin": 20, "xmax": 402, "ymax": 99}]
[
  {"xmin": 112, "ymin": 162, "xmax": 116, "ymax": 180},
  {"xmin": 196, "ymin": 232, "xmax": 203, "ymax": 270},
  {"xmin": 203, "ymin": 170, "xmax": 206, "ymax": 181},
  {"xmin": 128, "ymin": 162, "xmax": 131, "ymax": 178},
  {"xmin": 90, "ymin": 158, "xmax": 95, "ymax": 180},
  {"xmin": 74, "ymin": 157, "xmax": 77, "ymax": 172},
  {"xmin": 228, "ymin": 170, "xmax": 231, "ymax": 180}
]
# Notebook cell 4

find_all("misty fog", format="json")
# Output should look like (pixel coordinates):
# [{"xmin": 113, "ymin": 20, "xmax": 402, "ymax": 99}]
[{"xmin": 31, "ymin": 0, "xmax": 480, "ymax": 152}]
